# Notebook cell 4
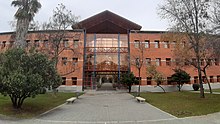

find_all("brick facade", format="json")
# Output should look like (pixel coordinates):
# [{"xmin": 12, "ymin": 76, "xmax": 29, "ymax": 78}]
[{"xmin": 0, "ymin": 11, "xmax": 220, "ymax": 91}]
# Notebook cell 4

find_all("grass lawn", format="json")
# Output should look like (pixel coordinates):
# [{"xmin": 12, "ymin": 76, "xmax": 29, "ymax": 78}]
[
  {"xmin": 210, "ymin": 88, "xmax": 220, "ymax": 92},
  {"xmin": 0, "ymin": 92, "xmax": 77, "ymax": 118},
  {"xmin": 136, "ymin": 92, "xmax": 220, "ymax": 118}
]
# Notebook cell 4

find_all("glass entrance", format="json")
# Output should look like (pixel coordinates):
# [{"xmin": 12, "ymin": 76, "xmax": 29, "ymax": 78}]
[{"xmin": 83, "ymin": 34, "xmax": 129, "ymax": 90}]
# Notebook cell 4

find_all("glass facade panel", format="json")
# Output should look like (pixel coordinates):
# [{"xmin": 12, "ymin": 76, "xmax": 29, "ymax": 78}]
[{"xmin": 84, "ymin": 34, "xmax": 129, "ymax": 89}]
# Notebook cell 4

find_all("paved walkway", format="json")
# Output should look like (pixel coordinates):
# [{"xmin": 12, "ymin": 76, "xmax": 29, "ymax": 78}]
[
  {"xmin": 97, "ymin": 83, "xmax": 116, "ymax": 91},
  {"xmin": 37, "ymin": 90, "xmax": 175, "ymax": 122},
  {"xmin": 1, "ymin": 90, "xmax": 220, "ymax": 124}
]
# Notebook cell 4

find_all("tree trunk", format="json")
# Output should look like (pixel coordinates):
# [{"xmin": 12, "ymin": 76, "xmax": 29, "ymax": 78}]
[
  {"xmin": 157, "ymin": 85, "xmax": 166, "ymax": 93},
  {"xmin": 178, "ymin": 83, "xmax": 181, "ymax": 91},
  {"xmin": 203, "ymin": 69, "xmax": 212, "ymax": 94},
  {"xmin": 138, "ymin": 68, "xmax": 141, "ymax": 96},
  {"xmin": 9, "ymin": 95, "xmax": 25, "ymax": 109},
  {"xmin": 128, "ymin": 85, "xmax": 131, "ymax": 93},
  {"xmin": 197, "ymin": 56, "xmax": 205, "ymax": 98},
  {"xmin": 15, "ymin": 18, "xmax": 30, "ymax": 48},
  {"xmin": 10, "ymin": 96, "xmax": 18, "ymax": 109}
]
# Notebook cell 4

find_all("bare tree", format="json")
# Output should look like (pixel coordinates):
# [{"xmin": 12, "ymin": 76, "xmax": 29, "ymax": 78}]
[
  {"xmin": 164, "ymin": 32, "xmax": 214, "ymax": 93},
  {"xmin": 212, "ymin": 0, "xmax": 220, "ymax": 32},
  {"xmin": 147, "ymin": 64, "xmax": 166, "ymax": 93},
  {"xmin": 159, "ymin": 0, "xmax": 211, "ymax": 98},
  {"xmin": 130, "ymin": 30, "xmax": 145, "ymax": 96},
  {"xmin": 37, "ymin": 3, "xmax": 80, "ymax": 75}
]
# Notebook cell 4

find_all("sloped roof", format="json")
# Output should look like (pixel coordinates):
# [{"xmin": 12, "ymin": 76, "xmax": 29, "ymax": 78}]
[{"xmin": 73, "ymin": 10, "xmax": 142, "ymax": 34}]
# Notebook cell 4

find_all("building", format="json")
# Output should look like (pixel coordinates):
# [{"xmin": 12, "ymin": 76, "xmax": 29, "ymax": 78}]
[{"xmin": 1, "ymin": 10, "xmax": 220, "ymax": 92}]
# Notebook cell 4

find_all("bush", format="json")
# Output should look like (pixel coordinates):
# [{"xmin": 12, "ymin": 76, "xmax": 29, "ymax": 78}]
[
  {"xmin": 97, "ymin": 84, "xmax": 101, "ymax": 88},
  {"xmin": 39, "ymin": 88, "xmax": 47, "ymax": 94},
  {"xmin": 192, "ymin": 83, "xmax": 200, "ymax": 91}
]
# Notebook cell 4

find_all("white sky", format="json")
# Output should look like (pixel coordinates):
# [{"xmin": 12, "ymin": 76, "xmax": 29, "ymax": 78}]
[{"xmin": 0, "ymin": 0, "xmax": 169, "ymax": 32}]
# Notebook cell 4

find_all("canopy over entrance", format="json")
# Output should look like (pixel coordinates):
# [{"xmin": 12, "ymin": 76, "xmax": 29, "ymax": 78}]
[{"xmin": 74, "ymin": 10, "xmax": 142, "ymax": 34}]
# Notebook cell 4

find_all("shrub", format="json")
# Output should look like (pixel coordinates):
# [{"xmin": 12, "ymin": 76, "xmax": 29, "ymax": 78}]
[
  {"xmin": 192, "ymin": 83, "xmax": 200, "ymax": 91},
  {"xmin": 97, "ymin": 83, "xmax": 101, "ymax": 88},
  {"xmin": 39, "ymin": 87, "xmax": 47, "ymax": 94}
]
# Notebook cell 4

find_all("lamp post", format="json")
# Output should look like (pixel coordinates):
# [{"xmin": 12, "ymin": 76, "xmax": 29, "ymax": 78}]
[{"xmin": 135, "ymin": 58, "xmax": 141, "ymax": 96}]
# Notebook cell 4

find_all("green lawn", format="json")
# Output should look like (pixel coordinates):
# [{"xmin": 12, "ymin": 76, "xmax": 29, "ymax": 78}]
[
  {"xmin": 211, "ymin": 88, "xmax": 220, "ymax": 92},
  {"xmin": 204, "ymin": 88, "xmax": 220, "ymax": 93},
  {"xmin": 0, "ymin": 92, "xmax": 77, "ymax": 118},
  {"xmin": 136, "ymin": 92, "xmax": 220, "ymax": 118}
]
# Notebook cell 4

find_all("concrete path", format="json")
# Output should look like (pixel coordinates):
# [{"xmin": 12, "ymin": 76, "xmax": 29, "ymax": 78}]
[
  {"xmin": 1, "ymin": 90, "xmax": 220, "ymax": 124},
  {"xmin": 37, "ymin": 90, "xmax": 175, "ymax": 123},
  {"xmin": 97, "ymin": 83, "xmax": 116, "ymax": 91}
]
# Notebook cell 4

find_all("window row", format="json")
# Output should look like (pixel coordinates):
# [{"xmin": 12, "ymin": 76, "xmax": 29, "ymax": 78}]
[
  {"xmin": 61, "ymin": 57, "xmax": 78, "ymax": 65},
  {"xmin": 0, "ymin": 39, "xmax": 79, "ymax": 48},
  {"xmin": 145, "ymin": 75, "xmax": 220, "ymax": 85},
  {"xmin": 145, "ymin": 58, "xmax": 220, "ymax": 66},
  {"xmin": 193, "ymin": 76, "xmax": 220, "ymax": 84},
  {"xmin": 145, "ymin": 58, "xmax": 174, "ymax": 66},
  {"xmin": 134, "ymin": 40, "xmax": 177, "ymax": 49},
  {"xmin": 62, "ymin": 77, "xmax": 77, "ymax": 85}
]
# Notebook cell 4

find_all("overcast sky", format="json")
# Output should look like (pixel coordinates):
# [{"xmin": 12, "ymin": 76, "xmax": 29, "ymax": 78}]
[{"xmin": 0, "ymin": 0, "xmax": 169, "ymax": 32}]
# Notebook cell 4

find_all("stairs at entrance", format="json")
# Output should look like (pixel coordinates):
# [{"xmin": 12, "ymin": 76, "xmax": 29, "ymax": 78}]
[{"xmin": 97, "ymin": 83, "xmax": 116, "ymax": 91}]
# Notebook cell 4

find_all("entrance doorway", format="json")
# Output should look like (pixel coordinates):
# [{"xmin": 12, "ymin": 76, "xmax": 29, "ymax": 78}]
[{"xmin": 83, "ymin": 34, "xmax": 129, "ymax": 90}]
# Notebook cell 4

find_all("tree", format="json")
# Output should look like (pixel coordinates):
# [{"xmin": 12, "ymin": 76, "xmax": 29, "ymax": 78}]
[
  {"xmin": 165, "ymin": 32, "xmax": 214, "ymax": 93},
  {"xmin": 38, "ymin": 3, "xmax": 80, "ymax": 74},
  {"xmin": 212, "ymin": 0, "xmax": 220, "ymax": 32},
  {"xmin": 159, "ymin": 0, "xmax": 211, "ymax": 98},
  {"xmin": 147, "ymin": 65, "xmax": 166, "ymax": 93},
  {"xmin": 0, "ymin": 48, "xmax": 61, "ymax": 109},
  {"xmin": 171, "ymin": 69, "xmax": 190, "ymax": 91},
  {"xmin": 120, "ymin": 72, "xmax": 138, "ymax": 93},
  {"xmin": 130, "ymin": 30, "xmax": 145, "ymax": 96},
  {"xmin": 12, "ymin": 0, "xmax": 42, "ymax": 48}
]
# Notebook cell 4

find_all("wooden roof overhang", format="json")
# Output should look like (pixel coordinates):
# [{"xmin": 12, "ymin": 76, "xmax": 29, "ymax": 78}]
[{"xmin": 73, "ymin": 10, "xmax": 142, "ymax": 34}]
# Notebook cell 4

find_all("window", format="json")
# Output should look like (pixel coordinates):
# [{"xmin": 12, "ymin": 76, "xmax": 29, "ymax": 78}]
[
  {"xmin": 210, "ymin": 76, "xmax": 214, "ymax": 83},
  {"xmin": 164, "ymin": 41, "xmax": 169, "ymax": 48},
  {"xmin": 202, "ymin": 76, "xmax": 206, "ymax": 83},
  {"xmin": 2, "ymin": 41, "xmax": 6, "ymax": 48},
  {"xmin": 44, "ymin": 40, "xmax": 49, "ymax": 48},
  {"xmin": 72, "ymin": 58, "xmax": 78, "ymax": 65},
  {"xmin": 62, "ymin": 77, "xmax": 66, "ymax": 85},
  {"xmin": 192, "ymin": 58, "xmax": 197, "ymax": 65},
  {"xmin": 134, "ymin": 40, "xmax": 139, "ymax": 48},
  {"xmin": 146, "ymin": 58, "xmax": 151, "ymax": 66},
  {"xmin": 217, "ymin": 76, "xmax": 220, "ymax": 82},
  {"xmin": 175, "ymin": 59, "xmax": 180, "ymax": 66},
  {"xmin": 207, "ymin": 59, "xmax": 212, "ymax": 66},
  {"xmin": 156, "ymin": 58, "xmax": 161, "ymax": 66},
  {"xmin": 186, "ymin": 77, "xmax": 191, "ymax": 84},
  {"xmin": 194, "ymin": 76, "xmax": 198, "ymax": 84},
  {"xmin": 63, "ymin": 39, "xmax": 69, "ymax": 47},
  {"xmin": 201, "ymin": 59, "xmax": 205, "ymax": 66},
  {"xmin": 166, "ymin": 58, "xmax": 171, "ymax": 66},
  {"xmin": 73, "ymin": 40, "xmax": 79, "ymax": 48},
  {"xmin": 182, "ymin": 41, "xmax": 186, "ymax": 47},
  {"xmin": 185, "ymin": 60, "xmax": 190, "ymax": 66},
  {"xmin": 26, "ymin": 40, "xmax": 31, "ymax": 47},
  {"xmin": 167, "ymin": 77, "xmax": 172, "ymax": 85},
  {"xmin": 34, "ymin": 40, "xmax": 40, "ymax": 47},
  {"xmin": 9, "ymin": 41, "xmax": 14, "ymax": 48},
  {"xmin": 62, "ymin": 57, "xmax": 67, "ymax": 65},
  {"xmin": 135, "ymin": 77, "xmax": 141, "ymax": 83},
  {"xmin": 173, "ymin": 41, "xmax": 176, "ymax": 48},
  {"xmin": 147, "ymin": 77, "xmax": 152, "ymax": 85},
  {"xmin": 72, "ymin": 77, "xmax": 77, "ymax": 85},
  {"xmin": 145, "ymin": 40, "xmax": 150, "ymax": 48},
  {"xmin": 154, "ymin": 40, "xmax": 160, "ymax": 48},
  {"xmin": 214, "ymin": 59, "xmax": 219, "ymax": 66}
]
